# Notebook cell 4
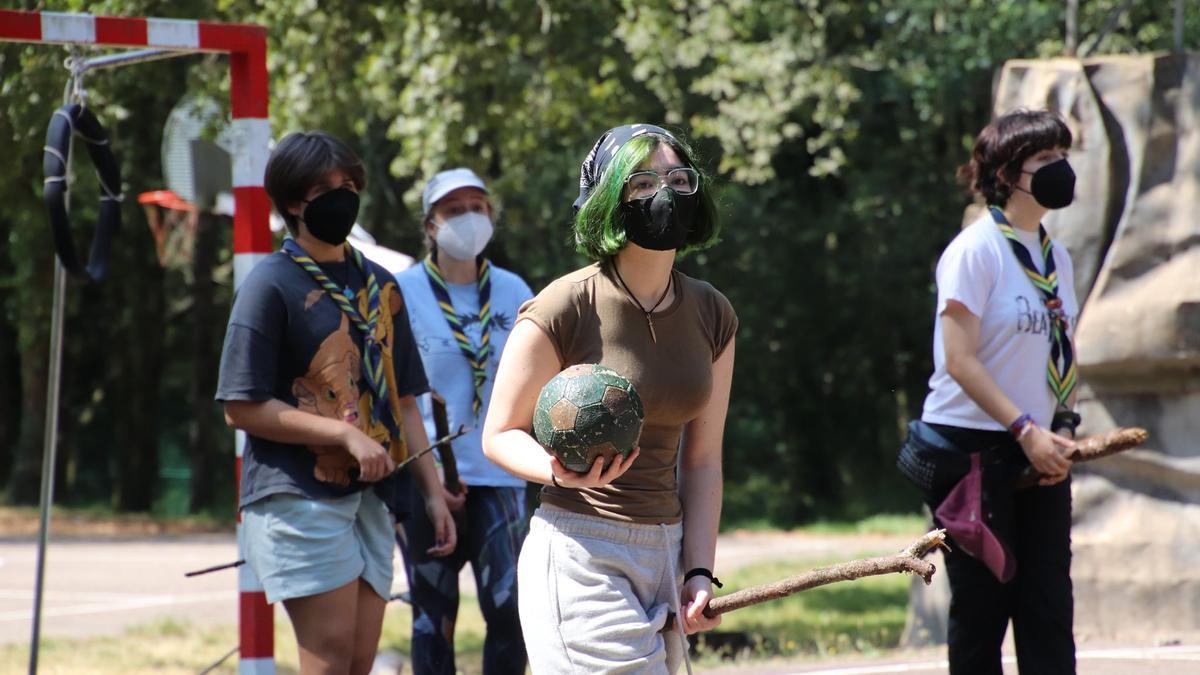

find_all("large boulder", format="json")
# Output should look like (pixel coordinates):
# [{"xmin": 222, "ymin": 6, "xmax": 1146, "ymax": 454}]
[{"xmin": 904, "ymin": 53, "xmax": 1200, "ymax": 646}]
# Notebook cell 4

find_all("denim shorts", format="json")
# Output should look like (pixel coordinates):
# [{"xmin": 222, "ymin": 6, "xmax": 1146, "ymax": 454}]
[{"xmin": 241, "ymin": 489, "xmax": 395, "ymax": 604}]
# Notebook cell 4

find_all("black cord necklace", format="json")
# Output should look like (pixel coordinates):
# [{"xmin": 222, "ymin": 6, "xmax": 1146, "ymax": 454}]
[{"xmin": 612, "ymin": 261, "xmax": 672, "ymax": 343}]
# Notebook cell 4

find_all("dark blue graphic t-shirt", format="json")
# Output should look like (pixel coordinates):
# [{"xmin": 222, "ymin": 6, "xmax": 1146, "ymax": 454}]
[{"xmin": 216, "ymin": 251, "xmax": 429, "ymax": 509}]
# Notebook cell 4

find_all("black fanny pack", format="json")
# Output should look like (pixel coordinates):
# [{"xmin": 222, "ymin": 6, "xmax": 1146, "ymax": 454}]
[{"xmin": 896, "ymin": 420, "xmax": 972, "ymax": 498}]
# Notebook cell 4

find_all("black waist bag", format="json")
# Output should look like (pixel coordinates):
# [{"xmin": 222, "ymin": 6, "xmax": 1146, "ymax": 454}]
[{"xmin": 897, "ymin": 420, "xmax": 972, "ymax": 501}]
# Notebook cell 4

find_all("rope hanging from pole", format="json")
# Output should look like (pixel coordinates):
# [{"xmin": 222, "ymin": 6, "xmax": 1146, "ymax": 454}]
[{"xmin": 42, "ymin": 100, "xmax": 123, "ymax": 282}]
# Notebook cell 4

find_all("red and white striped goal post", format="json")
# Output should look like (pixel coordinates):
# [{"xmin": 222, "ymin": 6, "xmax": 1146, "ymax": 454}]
[{"xmin": 0, "ymin": 9, "xmax": 276, "ymax": 674}]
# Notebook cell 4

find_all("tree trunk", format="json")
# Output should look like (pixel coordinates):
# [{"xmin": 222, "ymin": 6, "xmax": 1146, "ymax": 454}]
[
  {"xmin": 0, "ymin": 218, "xmax": 19, "ymax": 488},
  {"xmin": 7, "ymin": 247, "xmax": 53, "ymax": 505},
  {"xmin": 112, "ymin": 235, "xmax": 165, "ymax": 512},
  {"xmin": 188, "ymin": 212, "xmax": 222, "ymax": 512}
]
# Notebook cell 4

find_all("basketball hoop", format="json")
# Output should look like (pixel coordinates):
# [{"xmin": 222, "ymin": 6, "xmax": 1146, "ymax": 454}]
[{"xmin": 138, "ymin": 189, "xmax": 197, "ymax": 269}]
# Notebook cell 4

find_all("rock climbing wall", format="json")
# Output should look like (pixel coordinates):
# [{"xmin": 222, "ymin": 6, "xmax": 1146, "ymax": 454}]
[{"xmin": 904, "ymin": 53, "xmax": 1200, "ymax": 647}]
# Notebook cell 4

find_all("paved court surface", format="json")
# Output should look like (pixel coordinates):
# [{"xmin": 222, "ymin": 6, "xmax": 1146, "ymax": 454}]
[
  {"xmin": 0, "ymin": 534, "xmax": 243, "ymax": 644},
  {"xmin": 0, "ymin": 533, "xmax": 471, "ymax": 646}
]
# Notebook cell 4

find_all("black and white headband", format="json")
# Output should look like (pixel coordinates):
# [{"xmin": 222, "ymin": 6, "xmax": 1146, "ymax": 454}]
[{"xmin": 573, "ymin": 123, "xmax": 677, "ymax": 212}]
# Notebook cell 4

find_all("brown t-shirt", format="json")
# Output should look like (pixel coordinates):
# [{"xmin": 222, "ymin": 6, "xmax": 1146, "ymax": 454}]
[{"xmin": 518, "ymin": 261, "xmax": 738, "ymax": 524}]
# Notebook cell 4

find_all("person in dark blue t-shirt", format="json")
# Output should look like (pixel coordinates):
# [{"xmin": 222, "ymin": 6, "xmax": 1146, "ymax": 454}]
[{"xmin": 216, "ymin": 131, "xmax": 456, "ymax": 674}]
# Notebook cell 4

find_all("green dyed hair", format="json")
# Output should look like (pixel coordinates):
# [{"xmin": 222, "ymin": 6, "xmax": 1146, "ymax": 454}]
[{"xmin": 574, "ymin": 133, "xmax": 720, "ymax": 260}]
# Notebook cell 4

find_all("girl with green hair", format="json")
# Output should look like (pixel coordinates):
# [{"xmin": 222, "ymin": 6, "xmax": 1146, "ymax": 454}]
[{"xmin": 483, "ymin": 124, "xmax": 736, "ymax": 673}]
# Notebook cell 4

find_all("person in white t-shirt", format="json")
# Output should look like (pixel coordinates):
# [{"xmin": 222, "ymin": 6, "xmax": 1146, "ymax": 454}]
[
  {"xmin": 392, "ymin": 168, "xmax": 533, "ymax": 675},
  {"xmin": 920, "ymin": 110, "xmax": 1081, "ymax": 674}
]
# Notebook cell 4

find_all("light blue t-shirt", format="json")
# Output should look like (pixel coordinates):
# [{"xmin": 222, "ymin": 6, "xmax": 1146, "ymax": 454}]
[{"xmin": 396, "ymin": 262, "xmax": 533, "ymax": 487}]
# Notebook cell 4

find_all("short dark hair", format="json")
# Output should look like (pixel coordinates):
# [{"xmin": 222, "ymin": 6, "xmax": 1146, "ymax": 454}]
[
  {"xmin": 958, "ymin": 110, "xmax": 1072, "ymax": 206},
  {"xmin": 574, "ymin": 133, "xmax": 720, "ymax": 260},
  {"xmin": 264, "ymin": 131, "xmax": 366, "ymax": 234}
]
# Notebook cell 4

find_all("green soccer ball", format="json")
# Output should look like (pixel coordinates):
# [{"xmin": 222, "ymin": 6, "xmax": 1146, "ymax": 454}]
[{"xmin": 532, "ymin": 364, "xmax": 645, "ymax": 473}]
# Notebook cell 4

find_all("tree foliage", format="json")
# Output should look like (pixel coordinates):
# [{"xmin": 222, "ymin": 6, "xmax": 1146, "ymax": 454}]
[{"xmin": 0, "ymin": 0, "xmax": 1191, "ymax": 522}]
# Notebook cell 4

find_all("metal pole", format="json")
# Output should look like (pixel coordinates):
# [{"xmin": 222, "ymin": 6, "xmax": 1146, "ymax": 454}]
[
  {"xmin": 76, "ymin": 48, "xmax": 182, "ymax": 74},
  {"xmin": 29, "ymin": 68, "xmax": 77, "ymax": 675},
  {"xmin": 28, "ymin": 260, "xmax": 67, "ymax": 675},
  {"xmin": 1177, "ymin": 0, "xmax": 1186, "ymax": 53}
]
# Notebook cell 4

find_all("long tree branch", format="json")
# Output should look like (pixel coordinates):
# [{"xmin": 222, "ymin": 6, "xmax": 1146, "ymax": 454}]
[
  {"xmin": 701, "ymin": 529, "xmax": 946, "ymax": 618},
  {"xmin": 1015, "ymin": 427, "xmax": 1148, "ymax": 489}
]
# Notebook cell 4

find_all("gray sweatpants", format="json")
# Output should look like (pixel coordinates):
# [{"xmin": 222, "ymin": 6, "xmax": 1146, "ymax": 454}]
[{"xmin": 517, "ymin": 505, "xmax": 687, "ymax": 674}]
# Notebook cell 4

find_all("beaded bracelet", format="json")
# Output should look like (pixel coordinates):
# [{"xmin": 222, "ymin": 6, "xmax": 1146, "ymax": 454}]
[{"xmin": 1008, "ymin": 413, "xmax": 1034, "ymax": 439}]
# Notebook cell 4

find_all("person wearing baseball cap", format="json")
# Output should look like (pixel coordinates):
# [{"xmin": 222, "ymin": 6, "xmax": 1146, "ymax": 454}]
[{"xmin": 392, "ymin": 167, "xmax": 534, "ymax": 675}]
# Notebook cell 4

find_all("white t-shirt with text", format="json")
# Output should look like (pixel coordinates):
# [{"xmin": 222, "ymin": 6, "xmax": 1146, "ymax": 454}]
[{"xmin": 921, "ymin": 210, "xmax": 1079, "ymax": 431}]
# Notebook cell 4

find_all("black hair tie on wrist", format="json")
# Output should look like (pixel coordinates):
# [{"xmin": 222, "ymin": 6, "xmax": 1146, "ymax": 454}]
[
  {"xmin": 550, "ymin": 473, "xmax": 562, "ymax": 488},
  {"xmin": 1052, "ymin": 410, "xmax": 1082, "ymax": 435},
  {"xmin": 684, "ymin": 567, "xmax": 723, "ymax": 588}
]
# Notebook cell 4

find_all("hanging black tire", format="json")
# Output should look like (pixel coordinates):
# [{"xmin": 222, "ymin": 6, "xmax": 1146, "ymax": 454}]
[{"xmin": 42, "ymin": 102, "xmax": 122, "ymax": 282}]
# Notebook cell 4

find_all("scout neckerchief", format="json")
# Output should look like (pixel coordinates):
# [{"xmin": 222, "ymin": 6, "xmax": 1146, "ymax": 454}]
[
  {"xmin": 423, "ymin": 253, "xmax": 493, "ymax": 418},
  {"xmin": 282, "ymin": 237, "xmax": 401, "ymax": 439},
  {"xmin": 990, "ymin": 205, "xmax": 1077, "ymax": 410}
]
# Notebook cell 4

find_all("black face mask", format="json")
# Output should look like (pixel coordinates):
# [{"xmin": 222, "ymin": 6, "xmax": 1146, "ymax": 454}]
[
  {"xmin": 619, "ymin": 189, "xmax": 697, "ymax": 251},
  {"xmin": 1023, "ymin": 158, "xmax": 1075, "ymax": 210},
  {"xmin": 301, "ymin": 187, "xmax": 359, "ymax": 245}
]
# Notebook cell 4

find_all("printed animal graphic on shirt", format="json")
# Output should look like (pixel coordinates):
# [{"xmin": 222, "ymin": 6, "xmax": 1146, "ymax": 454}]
[
  {"xmin": 458, "ymin": 310, "xmax": 514, "ymax": 332},
  {"xmin": 416, "ymin": 310, "xmax": 514, "ymax": 365},
  {"xmin": 292, "ymin": 313, "xmax": 362, "ymax": 486},
  {"xmin": 356, "ymin": 280, "xmax": 409, "ymax": 464}
]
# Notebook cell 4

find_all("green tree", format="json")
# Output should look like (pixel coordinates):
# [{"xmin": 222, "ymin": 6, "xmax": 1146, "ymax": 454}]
[
  {"xmin": 1, "ymin": 0, "xmax": 1190, "ymax": 521},
  {"xmin": 0, "ymin": 0, "xmax": 220, "ymax": 510}
]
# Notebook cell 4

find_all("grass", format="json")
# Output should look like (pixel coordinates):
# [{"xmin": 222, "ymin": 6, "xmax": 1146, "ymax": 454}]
[
  {"xmin": 798, "ymin": 512, "xmax": 929, "ymax": 536},
  {"xmin": 0, "ymin": 504, "xmax": 232, "ymax": 537},
  {"xmin": 721, "ymin": 511, "xmax": 927, "ymax": 536},
  {"xmin": 2, "ymin": 617, "xmax": 253, "ymax": 675}
]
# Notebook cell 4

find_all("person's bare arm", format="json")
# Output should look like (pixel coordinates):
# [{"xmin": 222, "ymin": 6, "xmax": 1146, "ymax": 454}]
[
  {"xmin": 677, "ymin": 338, "xmax": 734, "ymax": 635},
  {"xmin": 398, "ymin": 395, "xmax": 456, "ymax": 556},
  {"xmin": 941, "ymin": 302, "xmax": 1073, "ymax": 484},
  {"xmin": 223, "ymin": 399, "xmax": 394, "ymax": 481}
]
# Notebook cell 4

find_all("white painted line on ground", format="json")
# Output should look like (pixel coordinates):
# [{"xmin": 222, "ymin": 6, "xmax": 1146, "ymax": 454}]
[
  {"xmin": 795, "ymin": 659, "xmax": 953, "ymax": 674},
  {"xmin": 0, "ymin": 589, "xmax": 221, "ymax": 602},
  {"xmin": 1075, "ymin": 645, "xmax": 1200, "ymax": 660},
  {"xmin": 0, "ymin": 590, "xmax": 230, "ymax": 622},
  {"xmin": 794, "ymin": 646, "xmax": 1200, "ymax": 674}
]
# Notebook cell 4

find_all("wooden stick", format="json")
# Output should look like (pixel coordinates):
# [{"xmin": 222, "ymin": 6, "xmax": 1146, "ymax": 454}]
[
  {"xmin": 346, "ymin": 425, "xmax": 471, "ymax": 482},
  {"xmin": 1015, "ymin": 426, "xmax": 1148, "ymax": 489},
  {"xmin": 184, "ymin": 559, "xmax": 244, "ymax": 577},
  {"xmin": 430, "ymin": 392, "xmax": 463, "ymax": 495},
  {"xmin": 702, "ymin": 528, "xmax": 945, "ymax": 618}
]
